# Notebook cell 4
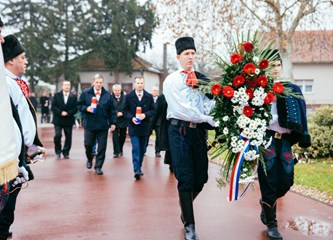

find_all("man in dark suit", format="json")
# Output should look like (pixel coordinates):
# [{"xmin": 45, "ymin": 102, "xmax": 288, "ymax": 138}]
[
  {"xmin": 77, "ymin": 74, "xmax": 116, "ymax": 175},
  {"xmin": 148, "ymin": 86, "xmax": 162, "ymax": 157},
  {"xmin": 52, "ymin": 80, "xmax": 77, "ymax": 159},
  {"xmin": 124, "ymin": 77, "xmax": 155, "ymax": 180},
  {"xmin": 111, "ymin": 84, "xmax": 128, "ymax": 158}
]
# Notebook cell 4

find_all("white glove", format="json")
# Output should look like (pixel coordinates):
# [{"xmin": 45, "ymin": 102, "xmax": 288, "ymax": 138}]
[
  {"xmin": 12, "ymin": 166, "xmax": 29, "ymax": 187},
  {"xmin": 201, "ymin": 115, "xmax": 219, "ymax": 127}
]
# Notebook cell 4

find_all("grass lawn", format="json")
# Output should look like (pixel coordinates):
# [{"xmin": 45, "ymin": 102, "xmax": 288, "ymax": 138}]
[{"xmin": 294, "ymin": 161, "xmax": 333, "ymax": 196}]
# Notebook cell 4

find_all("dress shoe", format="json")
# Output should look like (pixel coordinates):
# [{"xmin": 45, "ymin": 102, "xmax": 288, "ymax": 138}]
[
  {"xmin": 134, "ymin": 173, "xmax": 141, "ymax": 180},
  {"xmin": 119, "ymin": 152, "xmax": 123, "ymax": 156},
  {"xmin": 63, "ymin": 155, "xmax": 70, "ymax": 159},
  {"xmin": 86, "ymin": 161, "xmax": 92, "ymax": 169},
  {"xmin": 95, "ymin": 168, "xmax": 103, "ymax": 175},
  {"xmin": 56, "ymin": 153, "xmax": 61, "ymax": 159},
  {"xmin": 155, "ymin": 152, "xmax": 161, "ymax": 157},
  {"xmin": 113, "ymin": 154, "xmax": 119, "ymax": 158}
]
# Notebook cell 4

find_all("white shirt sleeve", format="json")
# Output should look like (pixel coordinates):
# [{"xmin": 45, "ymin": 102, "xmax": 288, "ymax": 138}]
[
  {"xmin": 7, "ymin": 78, "xmax": 36, "ymax": 147},
  {"xmin": 163, "ymin": 71, "xmax": 209, "ymax": 123}
]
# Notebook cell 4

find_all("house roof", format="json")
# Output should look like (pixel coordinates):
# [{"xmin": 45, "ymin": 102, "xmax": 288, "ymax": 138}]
[
  {"xmin": 77, "ymin": 51, "xmax": 161, "ymax": 73},
  {"xmin": 264, "ymin": 30, "xmax": 333, "ymax": 64},
  {"xmin": 291, "ymin": 30, "xmax": 333, "ymax": 64}
]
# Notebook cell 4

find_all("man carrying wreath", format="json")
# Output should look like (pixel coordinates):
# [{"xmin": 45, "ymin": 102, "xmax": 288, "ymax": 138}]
[
  {"xmin": 163, "ymin": 37, "xmax": 217, "ymax": 240},
  {"xmin": 258, "ymin": 51, "xmax": 311, "ymax": 240}
]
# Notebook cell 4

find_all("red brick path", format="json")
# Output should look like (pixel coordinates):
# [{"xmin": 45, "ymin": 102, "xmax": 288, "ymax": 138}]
[{"xmin": 11, "ymin": 126, "xmax": 333, "ymax": 239}]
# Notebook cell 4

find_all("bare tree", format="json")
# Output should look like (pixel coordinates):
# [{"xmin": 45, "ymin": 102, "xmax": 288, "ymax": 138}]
[{"xmin": 154, "ymin": 0, "xmax": 333, "ymax": 81}]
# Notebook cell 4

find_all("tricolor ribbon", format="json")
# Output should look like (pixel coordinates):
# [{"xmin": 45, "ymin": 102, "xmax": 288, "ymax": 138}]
[{"xmin": 228, "ymin": 133, "xmax": 258, "ymax": 201}]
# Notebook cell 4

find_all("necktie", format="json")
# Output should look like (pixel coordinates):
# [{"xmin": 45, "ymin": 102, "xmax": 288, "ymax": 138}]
[
  {"xmin": 182, "ymin": 70, "xmax": 198, "ymax": 89},
  {"xmin": 96, "ymin": 91, "xmax": 101, "ymax": 102},
  {"xmin": 15, "ymin": 78, "xmax": 30, "ymax": 98}
]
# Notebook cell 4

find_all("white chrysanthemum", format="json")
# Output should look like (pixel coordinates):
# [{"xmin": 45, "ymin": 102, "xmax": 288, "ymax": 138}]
[
  {"xmin": 255, "ymin": 68, "xmax": 260, "ymax": 75},
  {"xmin": 223, "ymin": 127, "xmax": 229, "ymax": 135},
  {"xmin": 244, "ymin": 150, "xmax": 259, "ymax": 161},
  {"xmin": 231, "ymin": 147, "xmax": 238, "ymax": 153},
  {"xmin": 243, "ymin": 127, "xmax": 251, "ymax": 135},
  {"xmin": 223, "ymin": 116, "xmax": 229, "ymax": 122},
  {"xmin": 231, "ymin": 136, "xmax": 238, "ymax": 142},
  {"xmin": 253, "ymin": 56, "xmax": 259, "ymax": 63}
]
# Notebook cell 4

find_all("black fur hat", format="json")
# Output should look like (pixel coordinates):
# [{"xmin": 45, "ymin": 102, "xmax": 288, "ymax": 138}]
[
  {"xmin": 175, "ymin": 37, "xmax": 196, "ymax": 55},
  {"xmin": 2, "ymin": 35, "xmax": 25, "ymax": 62},
  {"xmin": 263, "ymin": 49, "xmax": 281, "ymax": 61}
]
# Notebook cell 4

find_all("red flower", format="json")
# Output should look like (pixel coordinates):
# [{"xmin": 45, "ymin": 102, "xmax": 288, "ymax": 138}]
[
  {"xmin": 259, "ymin": 59, "xmax": 269, "ymax": 69},
  {"xmin": 211, "ymin": 84, "xmax": 222, "ymax": 96},
  {"xmin": 243, "ymin": 106, "xmax": 254, "ymax": 117},
  {"xmin": 243, "ymin": 42, "xmax": 253, "ymax": 52},
  {"xmin": 243, "ymin": 63, "xmax": 256, "ymax": 74},
  {"xmin": 273, "ymin": 82, "xmax": 284, "ymax": 94},
  {"xmin": 247, "ymin": 79, "xmax": 258, "ymax": 87},
  {"xmin": 257, "ymin": 76, "xmax": 268, "ymax": 87},
  {"xmin": 233, "ymin": 75, "xmax": 245, "ymax": 87},
  {"xmin": 230, "ymin": 53, "xmax": 242, "ymax": 64},
  {"xmin": 246, "ymin": 88, "xmax": 254, "ymax": 99},
  {"xmin": 264, "ymin": 92, "xmax": 276, "ymax": 104},
  {"xmin": 222, "ymin": 86, "xmax": 234, "ymax": 98}
]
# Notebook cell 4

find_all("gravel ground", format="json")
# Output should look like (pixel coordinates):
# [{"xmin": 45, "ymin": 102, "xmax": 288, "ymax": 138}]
[{"xmin": 291, "ymin": 184, "xmax": 333, "ymax": 207}]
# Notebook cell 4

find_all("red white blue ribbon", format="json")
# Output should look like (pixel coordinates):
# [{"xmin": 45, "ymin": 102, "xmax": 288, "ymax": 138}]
[{"xmin": 228, "ymin": 133, "xmax": 258, "ymax": 201}]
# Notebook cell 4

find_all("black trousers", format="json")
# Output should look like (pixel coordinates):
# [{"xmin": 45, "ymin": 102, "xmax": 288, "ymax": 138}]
[
  {"xmin": 168, "ymin": 125, "xmax": 209, "ymax": 192},
  {"xmin": 54, "ymin": 125, "xmax": 73, "ymax": 156},
  {"xmin": 0, "ymin": 186, "xmax": 21, "ymax": 237},
  {"xmin": 112, "ymin": 127, "xmax": 127, "ymax": 155},
  {"xmin": 84, "ymin": 129, "xmax": 108, "ymax": 169},
  {"xmin": 258, "ymin": 138, "xmax": 294, "ymax": 206}
]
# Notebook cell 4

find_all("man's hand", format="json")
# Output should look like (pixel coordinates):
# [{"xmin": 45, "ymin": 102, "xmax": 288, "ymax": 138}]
[
  {"xmin": 117, "ymin": 112, "xmax": 123, "ymax": 117},
  {"xmin": 87, "ymin": 106, "xmax": 94, "ymax": 113},
  {"xmin": 110, "ymin": 125, "xmax": 116, "ymax": 131},
  {"xmin": 61, "ymin": 111, "xmax": 68, "ymax": 116},
  {"xmin": 136, "ymin": 113, "xmax": 146, "ymax": 120}
]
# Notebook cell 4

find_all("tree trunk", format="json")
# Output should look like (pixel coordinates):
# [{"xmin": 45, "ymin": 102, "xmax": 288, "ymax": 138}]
[
  {"xmin": 280, "ymin": 42, "xmax": 294, "ymax": 83},
  {"xmin": 113, "ymin": 71, "xmax": 120, "ymax": 84}
]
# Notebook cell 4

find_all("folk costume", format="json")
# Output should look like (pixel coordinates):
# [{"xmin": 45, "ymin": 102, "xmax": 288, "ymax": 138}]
[
  {"xmin": 258, "ymin": 55, "xmax": 311, "ymax": 240},
  {"xmin": 163, "ymin": 37, "xmax": 216, "ymax": 240}
]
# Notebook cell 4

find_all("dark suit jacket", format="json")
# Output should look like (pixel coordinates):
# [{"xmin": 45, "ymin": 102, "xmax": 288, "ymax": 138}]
[
  {"xmin": 52, "ymin": 91, "xmax": 77, "ymax": 126},
  {"xmin": 124, "ymin": 90, "xmax": 156, "ymax": 136},
  {"xmin": 112, "ymin": 93, "xmax": 128, "ymax": 128},
  {"xmin": 77, "ymin": 87, "xmax": 116, "ymax": 130}
]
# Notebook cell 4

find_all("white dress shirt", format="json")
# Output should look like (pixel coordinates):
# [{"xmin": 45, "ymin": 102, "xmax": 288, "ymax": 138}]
[
  {"xmin": 268, "ymin": 101, "xmax": 291, "ymax": 134},
  {"xmin": 63, "ymin": 91, "xmax": 69, "ymax": 104},
  {"xmin": 5, "ymin": 69, "xmax": 36, "ymax": 147},
  {"xmin": 163, "ymin": 67, "xmax": 215, "ymax": 123}
]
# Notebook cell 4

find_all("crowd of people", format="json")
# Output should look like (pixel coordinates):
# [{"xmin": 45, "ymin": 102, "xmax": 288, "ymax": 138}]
[{"xmin": 0, "ymin": 15, "xmax": 311, "ymax": 240}]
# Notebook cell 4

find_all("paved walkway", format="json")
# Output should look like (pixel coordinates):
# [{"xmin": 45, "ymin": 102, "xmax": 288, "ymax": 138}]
[{"xmin": 11, "ymin": 126, "xmax": 333, "ymax": 240}]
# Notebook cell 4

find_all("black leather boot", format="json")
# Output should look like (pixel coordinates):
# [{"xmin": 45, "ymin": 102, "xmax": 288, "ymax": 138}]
[
  {"xmin": 259, "ymin": 199, "xmax": 267, "ymax": 225},
  {"xmin": 262, "ymin": 201, "xmax": 283, "ymax": 240},
  {"xmin": 180, "ymin": 192, "xmax": 200, "ymax": 224},
  {"xmin": 179, "ymin": 192, "xmax": 199, "ymax": 240}
]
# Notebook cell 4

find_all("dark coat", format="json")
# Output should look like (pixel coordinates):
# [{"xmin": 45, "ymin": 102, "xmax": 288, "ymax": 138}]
[
  {"xmin": 277, "ymin": 83, "xmax": 311, "ymax": 148},
  {"xmin": 151, "ymin": 94, "xmax": 169, "ymax": 150},
  {"xmin": 77, "ymin": 87, "xmax": 116, "ymax": 130},
  {"xmin": 39, "ymin": 96, "xmax": 49, "ymax": 114},
  {"xmin": 52, "ymin": 91, "xmax": 77, "ymax": 126},
  {"xmin": 124, "ymin": 90, "xmax": 156, "ymax": 136},
  {"xmin": 112, "ymin": 93, "xmax": 128, "ymax": 128}
]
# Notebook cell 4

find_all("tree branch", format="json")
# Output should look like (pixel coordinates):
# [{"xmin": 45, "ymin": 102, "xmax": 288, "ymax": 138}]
[{"xmin": 239, "ymin": 0, "xmax": 274, "ymax": 31}]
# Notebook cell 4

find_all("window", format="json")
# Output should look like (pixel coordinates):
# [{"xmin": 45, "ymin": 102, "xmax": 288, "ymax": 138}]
[{"xmin": 295, "ymin": 79, "xmax": 313, "ymax": 94}]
